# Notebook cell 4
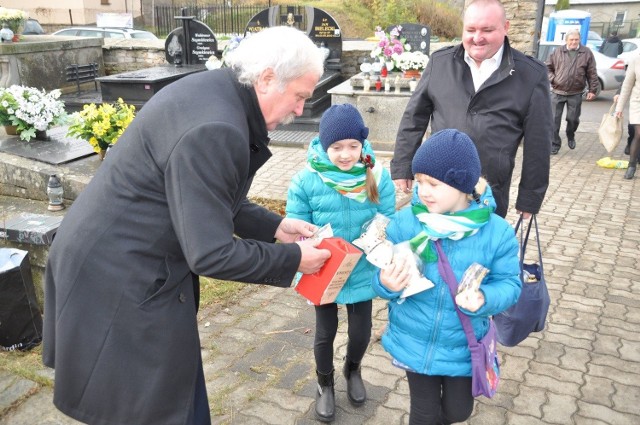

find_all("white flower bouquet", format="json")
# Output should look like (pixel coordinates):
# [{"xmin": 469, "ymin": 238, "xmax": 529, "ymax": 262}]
[
  {"xmin": 394, "ymin": 51, "xmax": 429, "ymax": 72},
  {"xmin": 0, "ymin": 85, "xmax": 66, "ymax": 142}
]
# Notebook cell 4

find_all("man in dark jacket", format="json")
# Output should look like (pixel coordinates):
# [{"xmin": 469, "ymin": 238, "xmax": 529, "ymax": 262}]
[
  {"xmin": 392, "ymin": 0, "xmax": 552, "ymax": 218},
  {"xmin": 547, "ymin": 29, "xmax": 599, "ymax": 154},
  {"xmin": 600, "ymin": 31, "xmax": 623, "ymax": 58},
  {"xmin": 43, "ymin": 26, "xmax": 331, "ymax": 425}
]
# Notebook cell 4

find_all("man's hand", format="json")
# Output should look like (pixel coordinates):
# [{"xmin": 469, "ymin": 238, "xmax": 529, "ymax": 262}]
[
  {"xmin": 586, "ymin": 92, "xmax": 596, "ymax": 101},
  {"xmin": 516, "ymin": 210, "xmax": 532, "ymax": 220},
  {"xmin": 379, "ymin": 256, "xmax": 411, "ymax": 292},
  {"xmin": 296, "ymin": 239, "xmax": 331, "ymax": 274},
  {"xmin": 275, "ymin": 218, "xmax": 317, "ymax": 243},
  {"xmin": 393, "ymin": 178, "xmax": 413, "ymax": 194}
]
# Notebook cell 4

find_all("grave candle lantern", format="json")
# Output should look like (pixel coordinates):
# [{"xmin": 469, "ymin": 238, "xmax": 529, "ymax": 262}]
[{"xmin": 47, "ymin": 174, "xmax": 65, "ymax": 211}]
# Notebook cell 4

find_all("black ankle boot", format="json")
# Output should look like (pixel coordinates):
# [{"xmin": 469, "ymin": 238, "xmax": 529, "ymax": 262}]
[
  {"xmin": 624, "ymin": 165, "xmax": 636, "ymax": 180},
  {"xmin": 343, "ymin": 359, "xmax": 366, "ymax": 406},
  {"xmin": 315, "ymin": 370, "xmax": 335, "ymax": 422}
]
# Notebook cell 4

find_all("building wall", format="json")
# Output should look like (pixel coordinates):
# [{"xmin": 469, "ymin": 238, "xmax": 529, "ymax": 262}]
[
  {"xmin": 544, "ymin": 1, "xmax": 640, "ymax": 37},
  {"xmin": 2, "ymin": 0, "xmax": 142, "ymax": 26}
]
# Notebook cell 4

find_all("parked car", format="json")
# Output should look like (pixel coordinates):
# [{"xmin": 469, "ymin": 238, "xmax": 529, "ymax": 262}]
[
  {"xmin": 586, "ymin": 30, "xmax": 604, "ymax": 50},
  {"xmin": 618, "ymin": 38, "xmax": 640, "ymax": 65},
  {"xmin": 23, "ymin": 18, "xmax": 45, "ymax": 35},
  {"xmin": 51, "ymin": 27, "xmax": 157, "ymax": 39},
  {"xmin": 537, "ymin": 41, "xmax": 625, "ymax": 98}
]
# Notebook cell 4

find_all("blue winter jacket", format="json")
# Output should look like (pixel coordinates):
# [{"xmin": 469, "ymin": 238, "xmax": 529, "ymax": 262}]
[
  {"xmin": 372, "ymin": 185, "xmax": 521, "ymax": 376},
  {"xmin": 286, "ymin": 137, "xmax": 396, "ymax": 304}
]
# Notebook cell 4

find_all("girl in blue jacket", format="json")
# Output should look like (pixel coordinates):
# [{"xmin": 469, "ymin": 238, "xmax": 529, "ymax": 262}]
[
  {"xmin": 286, "ymin": 104, "xmax": 395, "ymax": 422},
  {"xmin": 373, "ymin": 129, "xmax": 521, "ymax": 425}
]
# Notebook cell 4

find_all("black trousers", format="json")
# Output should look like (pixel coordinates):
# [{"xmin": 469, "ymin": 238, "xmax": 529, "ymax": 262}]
[
  {"xmin": 314, "ymin": 300, "xmax": 372, "ymax": 373},
  {"xmin": 406, "ymin": 371, "xmax": 474, "ymax": 425},
  {"xmin": 187, "ymin": 352, "xmax": 211, "ymax": 425},
  {"xmin": 551, "ymin": 92, "xmax": 583, "ymax": 148}
]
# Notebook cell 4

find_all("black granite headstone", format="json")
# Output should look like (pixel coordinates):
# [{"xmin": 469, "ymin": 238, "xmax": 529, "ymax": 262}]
[
  {"xmin": 165, "ymin": 18, "xmax": 218, "ymax": 65},
  {"xmin": 245, "ymin": 6, "xmax": 342, "ymax": 61},
  {"xmin": 307, "ymin": 7, "xmax": 342, "ymax": 63},
  {"xmin": 0, "ymin": 127, "xmax": 95, "ymax": 165},
  {"xmin": 387, "ymin": 23, "xmax": 431, "ymax": 55},
  {"xmin": 243, "ymin": 6, "xmax": 344, "ymax": 127},
  {"xmin": 0, "ymin": 214, "xmax": 62, "ymax": 245}
]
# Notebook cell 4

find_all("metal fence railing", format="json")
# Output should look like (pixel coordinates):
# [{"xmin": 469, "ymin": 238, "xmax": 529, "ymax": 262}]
[{"xmin": 154, "ymin": 3, "xmax": 271, "ymax": 37}]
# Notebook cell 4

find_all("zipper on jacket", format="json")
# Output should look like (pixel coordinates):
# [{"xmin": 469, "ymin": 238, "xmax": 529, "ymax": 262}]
[{"xmin": 421, "ymin": 273, "xmax": 448, "ymax": 373}]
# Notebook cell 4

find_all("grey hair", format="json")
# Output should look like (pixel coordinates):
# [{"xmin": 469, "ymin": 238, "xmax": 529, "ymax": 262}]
[
  {"xmin": 566, "ymin": 29, "xmax": 581, "ymax": 39},
  {"xmin": 226, "ymin": 26, "xmax": 324, "ymax": 90}
]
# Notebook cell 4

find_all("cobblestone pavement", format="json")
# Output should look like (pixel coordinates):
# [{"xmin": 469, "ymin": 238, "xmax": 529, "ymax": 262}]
[{"xmin": 1, "ymin": 123, "xmax": 639, "ymax": 425}]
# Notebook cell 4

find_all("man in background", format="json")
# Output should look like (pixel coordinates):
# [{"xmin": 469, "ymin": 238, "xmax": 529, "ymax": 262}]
[
  {"xmin": 600, "ymin": 30, "xmax": 623, "ymax": 58},
  {"xmin": 547, "ymin": 29, "xmax": 598, "ymax": 155},
  {"xmin": 392, "ymin": 0, "xmax": 552, "ymax": 219}
]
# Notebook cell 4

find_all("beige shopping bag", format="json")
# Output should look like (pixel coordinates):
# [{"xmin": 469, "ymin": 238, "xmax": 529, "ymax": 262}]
[{"xmin": 598, "ymin": 104, "xmax": 622, "ymax": 153}]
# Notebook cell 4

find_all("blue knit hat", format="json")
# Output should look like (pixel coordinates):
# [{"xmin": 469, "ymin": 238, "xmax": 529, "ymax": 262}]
[
  {"xmin": 412, "ymin": 129, "xmax": 481, "ymax": 194},
  {"xmin": 319, "ymin": 104, "xmax": 369, "ymax": 150}
]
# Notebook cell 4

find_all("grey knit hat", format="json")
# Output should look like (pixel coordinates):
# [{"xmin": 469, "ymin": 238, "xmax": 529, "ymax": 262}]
[{"xmin": 411, "ymin": 129, "xmax": 481, "ymax": 194}]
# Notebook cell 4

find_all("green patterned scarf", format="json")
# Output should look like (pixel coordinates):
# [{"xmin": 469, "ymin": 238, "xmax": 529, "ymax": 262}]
[
  {"xmin": 307, "ymin": 154, "xmax": 382, "ymax": 203},
  {"xmin": 409, "ymin": 204, "xmax": 492, "ymax": 262}
]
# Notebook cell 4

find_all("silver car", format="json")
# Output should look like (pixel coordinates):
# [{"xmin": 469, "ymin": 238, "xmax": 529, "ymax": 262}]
[
  {"xmin": 52, "ymin": 27, "xmax": 157, "ymax": 40},
  {"xmin": 538, "ymin": 41, "xmax": 625, "ymax": 98},
  {"xmin": 618, "ymin": 38, "xmax": 640, "ymax": 65}
]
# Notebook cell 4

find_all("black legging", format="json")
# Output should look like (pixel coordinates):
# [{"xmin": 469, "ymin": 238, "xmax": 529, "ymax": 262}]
[
  {"xmin": 630, "ymin": 124, "xmax": 640, "ymax": 167},
  {"xmin": 406, "ymin": 371, "xmax": 474, "ymax": 425},
  {"xmin": 314, "ymin": 300, "xmax": 372, "ymax": 373}
]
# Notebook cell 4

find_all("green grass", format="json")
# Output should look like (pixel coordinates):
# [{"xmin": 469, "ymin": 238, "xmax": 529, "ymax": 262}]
[
  {"xmin": 199, "ymin": 276, "xmax": 246, "ymax": 310},
  {"xmin": 0, "ymin": 345, "xmax": 51, "ymax": 387}
]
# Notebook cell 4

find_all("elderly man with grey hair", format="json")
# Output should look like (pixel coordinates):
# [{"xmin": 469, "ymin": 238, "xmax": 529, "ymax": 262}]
[
  {"xmin": 547, "ymin": 28, "xmax": 599, "ymax": 155},
  {"xmin": 43, "ymin": 26, "xmax": 331, "ymax": 425}
]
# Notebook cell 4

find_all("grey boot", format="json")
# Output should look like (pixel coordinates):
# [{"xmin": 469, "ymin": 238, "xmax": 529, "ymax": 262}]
[
  {"xmin": 343, "ymin": 359, "xmax": 366, "ymax": 406},
  {"xmin": 315, "ymin": 370, "xmax": 335, "ymax": 422}
]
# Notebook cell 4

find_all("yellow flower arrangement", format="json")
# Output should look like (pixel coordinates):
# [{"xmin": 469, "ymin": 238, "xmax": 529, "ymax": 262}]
[
  {"xmin": 67, "ymin": 98, "xmax": 136, "ymax": 152},
  {"xmin": 0, "ymin": 7, "xmax": 27, "ymax": 34}
]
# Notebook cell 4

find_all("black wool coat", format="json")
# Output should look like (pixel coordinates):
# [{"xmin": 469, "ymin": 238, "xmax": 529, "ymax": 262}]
[
  {"xmin": 43, "ymin": 68, "xmax": 301, "ymax": 425},
  {"xmin": 392, "ymin": 38, "xmax": 552, "ymax": 217}
]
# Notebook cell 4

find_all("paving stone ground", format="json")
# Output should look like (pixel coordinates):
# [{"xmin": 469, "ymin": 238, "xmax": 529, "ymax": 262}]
[{"xmin": 1, "ymin": 121, "xmax": 639, "ymax": 425}]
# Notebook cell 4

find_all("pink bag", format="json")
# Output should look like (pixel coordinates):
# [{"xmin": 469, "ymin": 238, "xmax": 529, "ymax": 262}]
[{"xmin": 434, "ymin": 240, "xmax": 499, "ymax": 398}]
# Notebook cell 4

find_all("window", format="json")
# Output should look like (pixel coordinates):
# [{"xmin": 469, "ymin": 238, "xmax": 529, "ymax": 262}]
[
  {"xmin": 101, "ymin": 0, "xmax": 110, "ymax": 5},
  {"xmin": 614, "ymin": 12, "xmax": 625, "ymax": 26}
]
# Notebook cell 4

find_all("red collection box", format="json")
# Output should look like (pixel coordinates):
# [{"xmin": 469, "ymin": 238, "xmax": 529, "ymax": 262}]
[{"xmin": 295, "ymin": 237, "xmax": 363, "ymax": 305}]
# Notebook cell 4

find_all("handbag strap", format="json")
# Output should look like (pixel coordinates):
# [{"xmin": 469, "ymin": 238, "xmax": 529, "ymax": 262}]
[
  {"xmin": 434, "ymin": 240, "xmax": 478, "ymax": 349},
  {"xmin": 514, "ymin": 215, "xmax": 544, "ymax": 281}
]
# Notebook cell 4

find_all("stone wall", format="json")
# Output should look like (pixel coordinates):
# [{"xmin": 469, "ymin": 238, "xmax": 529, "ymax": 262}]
[
  {"xmin": 101, "ymin": 39, "xmax": 168, "ymax": 75},
  {"xmin": 0, "ymin": 36, "xmax": 104, "ymax": 92},
  {"xmin": 502, "ymin": 0, "xmax": 541, "ymax": 56}
]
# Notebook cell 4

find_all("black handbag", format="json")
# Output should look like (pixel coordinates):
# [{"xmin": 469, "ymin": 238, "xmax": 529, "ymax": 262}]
[
  {"xmin": 0, "ymin": 249, "xmax": 43, "ymax": 351},
  {"xmin": 494, "ymin": 215, "xmax": 550, "ymax": 347}
]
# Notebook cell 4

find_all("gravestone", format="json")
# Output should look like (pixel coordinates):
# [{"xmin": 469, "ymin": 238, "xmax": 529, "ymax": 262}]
[
  {"xmin": 245, "ymin": 6, "xmax": 345, "ymax": 128},
  {"xmin": 165, "ymin": 11, "xmax": 219, "ymax": 65},
  {"xmin": 386, "ymin": 23, "xmax": 431, "ymax": 55},
  {"xmin": 0, "ymin": 127, "xmax": 95, "ymax": 165},
  {"xmin": 97, "ymin": 8, "xmax": 212, "ymax": 108},
  {"xmin": 97, "ymin": 65, "xmax": 204, "ymax": 107}
]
